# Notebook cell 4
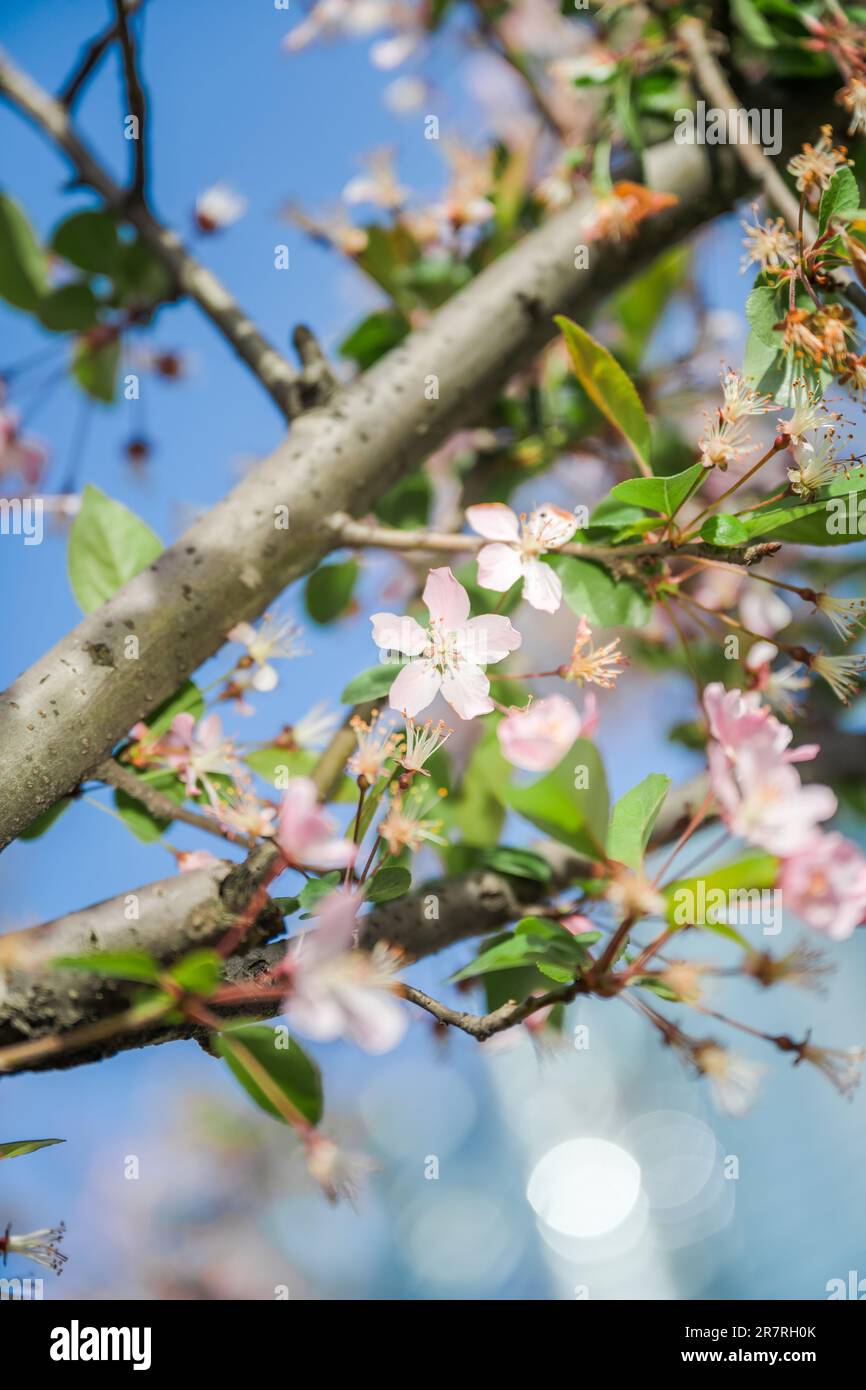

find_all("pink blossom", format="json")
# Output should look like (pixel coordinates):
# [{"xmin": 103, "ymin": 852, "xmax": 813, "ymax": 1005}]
[
  {"xmin": 282, "ymin": 888, "xmax": 406, "ymax": 1053},
  {"xmin": 160, "ymin": 713, "xmax": 240, "ymax": 805},
  {"xmin": 780, "ymin": 833, "xmax": 866, "ymax": 941},
  {"xmin": 703, "ymin": 684, "xmax": 835, "ymax": 855},
  {"xmin": 275, "ymin": 777, "xmax": 356, "ymax": 869},
  {"xmin": 370, "ymin": 566, "xmax": 521, "ymax": 721},
  {"xmin": 465, "ymin": 502, "xmax": 578, "ymax": 613},
  {"xmin": 497, "ymin": 693, "xmax": 597, "ymax": 771}
]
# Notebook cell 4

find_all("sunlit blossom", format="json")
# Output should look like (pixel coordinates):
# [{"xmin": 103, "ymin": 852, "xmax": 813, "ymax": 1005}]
[
  {"xmin": 497, "ymin": 692, "xmax": 597, "ymax": 772},
  {"xmin": 560, "ymin": 616, "xmax": 625, "ymax": 688},
  {"xmin": 466, "ymin": 502, "xmax": 578, "ymax": 613}
]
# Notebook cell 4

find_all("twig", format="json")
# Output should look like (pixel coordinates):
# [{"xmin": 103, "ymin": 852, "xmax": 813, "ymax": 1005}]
[
  {"xmin": 0, "ymin": 50, "xmax": 300, "ymax": 419},
  {"xmin": 94, "ymin": 756, "xmax": 258, "ymax": 849},
  {"xmin": 113, "ymin": 0, "xmax": 148, "ymax": 203},
  {"xmin": 59, "ymin": 0, "xmax": 145, "ymax": 108},
  {"xmin": 401, "ymin": 978, "xmax": 586, "ymax": 1040}
]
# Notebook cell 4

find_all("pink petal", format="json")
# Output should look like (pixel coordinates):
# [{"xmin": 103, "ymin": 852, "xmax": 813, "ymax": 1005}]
[
  {"xmin": 423, "ymin": 567, "xmax": 470, "ymax": 629},
  {"xmin": 388, "ymin": 658, "xmax": 441, "ymax": 717},
  {"xmin": 228, "ymin": 621, "xmax": 256, "ymax": 645},
  {"xmin": 169, "ymin": 712, "xmax": 196, "ymax": 744},
  {"xmin": 440, "ymin": 661, "xmax": 493, "ymax": 719},
  {"xmin": 370, "ymin": 612, "xmax": 428, "ymax": 657},
  {"xmin": 476, "ymin": 542, "xmax": 524, "ymax": 593},
  {"xmin": 459, "ymin": 613, "xmax": 522, "ymax": 665},
  {"xmin": 526, "ymin": 504, "xmax": 578, "ymax": 549},
  {"xmin": 522, "ymin": 557, "xmax": 562, "ymax": 613},
  {"xmin": 342, "ymin": 988, "xmax": 407, "ymax": 1053},
  {"xmin": 465, "ymin": 502, "xmax": 520, "ymax": 542}
]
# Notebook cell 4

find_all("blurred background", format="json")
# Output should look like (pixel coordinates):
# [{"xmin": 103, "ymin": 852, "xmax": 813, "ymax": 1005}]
[{"xmin": 1, "ymin": 0, "xmax": 865, "ymax": 1301}]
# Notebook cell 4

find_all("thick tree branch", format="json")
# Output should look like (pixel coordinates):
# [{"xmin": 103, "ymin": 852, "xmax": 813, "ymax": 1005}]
[
  {"xmin": 0, "ymin": 131, "xmax": 752, "ymax": 850},
  {"xmin": 0, "ymin": 50, "xmax": 300, "ymax": 418}
]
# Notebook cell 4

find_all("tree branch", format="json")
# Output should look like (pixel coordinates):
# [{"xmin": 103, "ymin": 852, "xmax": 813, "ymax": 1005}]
[
  {"xmin": 0, "ymin": 125, "xmax": 741, "ymax": 852},
  {"xmin": 0, "ymin": 50, "xmax": 300, "ymax": 418},
  {"xmin": 94, "ymin": 756, "xmax": 258, "ymax": 849}
]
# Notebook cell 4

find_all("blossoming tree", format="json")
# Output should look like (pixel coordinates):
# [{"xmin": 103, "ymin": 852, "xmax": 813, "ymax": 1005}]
[{"xmin": 3, "ymin": 0, "xmax": 866, "ymax": 1276}]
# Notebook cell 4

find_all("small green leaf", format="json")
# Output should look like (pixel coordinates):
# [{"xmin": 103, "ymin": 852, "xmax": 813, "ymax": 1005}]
[
  {"xmin": 700, "ymin": 514, "xmax": 750, "ymax": 546},
  {"xmin": 819, "ymin": 167, "xmax": 860, "ymax": 236},
  {"xmin": 305, "ymin": 559, "xmax": 358, "ymax": 624},
  {"xmin": 730, "ymin": 0, "xmax": 778, "ymax": 47},
  {"xmin": 36, "ymin": 283, "xmax": 99, "ymax": 332},
  {"xmin": 480, "ymin": 847, "xmax": 553, "ymax": 882},
  {"xmin": 339, "ymin": 308, "xmax": 409, "ymax": 368},
  {"xmin": 68, "ymin": 484, "xmax": 163, "ymax": 612},
  {"xmin": 298, "ymin": 872, "xmax": 342, "ymax": 915},
  {"xmin": 52, "ymin": 949, "xmax": 162, "ymax": 982},
  {"xmin": 170, "ymin": 949, "xmax": 223, "ymax": 997},
  {"xmin": 244, "ymin": 746, "xmax": 355, "ymax": 801},
  {"xmin": 607, "ymin": 773, "xmax": 671, "ymax": 871},
  {"xmin": 145, "ymin": 681, "xmax": 205, "ymax": 736},
  {"xmin": 0, "ymin": 194, "xmax": 47, "ymax": 310},
  {"xmin": 341, "ymin": 663, "xmax": 404, "ymax": 704},
  {"xmin": 0, "ymin": 1138, "xmax": 65, "ymax": 1160},
  {"xmin": 745, "ymin": 283, "xmax": 785, "ymax": 347},
  {"xmin": 18, "ymin": 797, "xmax": 72, "ymax": 841},
  {"xmin": 451, "ymin": 916, "xmax": 588, "ymax": 983},
  {"xmin": 375, "ymin": 472, "xmax": 432, "ymax": 530},
  {"xmin": 503, "ymin": 737, "xmax": 609, "ymax": 859},
  {"xmin": 274, "ymin": 896, "xmax": 301, "ymax": 917},
  {"xmin": 114, "ymin": 768, "xmax": 184, "ymax": 841},
  {"xmin": 556, "ymin": 314, "xmax": 651, "ymax": 469},
  {"xmin": 365, "ymin": 864, "xmax": 411, "ymax": 903},
  {"xmin": 547, "ymin": 554, "xmax": 650, "ymax": 628},
  {"xmin": 51, "ymin": 209, "xmax": 119, "ymax": 273},
  {"xmin": 610, "ymin": 462, "xmax": 705, "ymax": 517},
  {"xmin": 72, "ymin": 335, "xmax": 121, "ymax": 402},
  {"xmin": 664, "ymin": 853, "xmax": 778, "ymax": 932},
  {"xmin": 215, "ymin": 1023, "xmax": 323, "ymax": 1126}
]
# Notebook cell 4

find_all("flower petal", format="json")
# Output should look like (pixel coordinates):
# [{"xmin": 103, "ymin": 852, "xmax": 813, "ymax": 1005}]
[
  {"xmin": 459, "ymin": 613, "xmax": 522, "ymax": 665},
  {"xmin": 465, "ymin": 502, "xmax": 520, "ymax": 542},
  {"xmin": 476, "ymin": 542, "xmax": 524, "ymax": 593},
  {"xmin": 370, "ymin": 612, "xmax": 428, "ymax": 656},
  {"xmin": 388, "ymin": 659, "xmax": 441, "ymax": 717},
  {"xmin": 423, "ymin": 567, "xmax": 470, "ymax": 629},
  {"xmin": 522, "ymin": 557, "xmax": 563, "ymax": 613},
  {"xmin": 440, "ymin": 661, "xmax": 493, "ymax": 719},
  {"xmin": 526, "ymin": 503, "xmax": 578, "ymax": 549},
  {"xmin": 251, "ymin": 663, "xmax": 279, "ymax": 692}
]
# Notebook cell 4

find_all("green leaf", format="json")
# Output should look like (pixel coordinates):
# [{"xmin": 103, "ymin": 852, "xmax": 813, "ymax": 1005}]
[
  {"xmin": 68, "ymin": 484, "xmax": 163, "ymax": 612},
  {"xmin": 480, "ymin": 847, "xmax": 553, "ymax": 882},
  {"xmin": 51, "ymin": 209, "xmax": 119, "ymax": 273},
  {"xmin": 111, "ymin": 237, "xmax": 174, "ymax": 307},
  {"xmin": 18, "ymin": 797, "xmax": 72, "ymax": 841},
  {"xmin": 52, "ymin": 949, "xmax": 162, "ymax": 983},
  {"xmin": 819, "ymin": 167, "xmax": 860, "ymax": 236},
  {"xmin": 244, "ymin": 746, "xmax": 354, "ymax": 801},
  {"xmin": 555, "ymin": 314, "xmax": 651, "ymax": 469},
  {"xmin": 339, "ymin": 308, "xmax": 409, "ymax": 368},
  {"xmin": 503, "ymin": 737, "xmax": 609, "ymax": 858},
  {"xmin": 374, "ymin": 472, "xmax": 432, "ymax": 530},
  {"xmin": 444, "ymin": 722, "xmax": 507, "ymax": 849},
  {"xmin": 0, "ymin": 1138, "xmax": 65, "ymax": 1161},
  {"xmin": 612, "ymin": 246, "xmax": 689, "ymax": 368},
  {"xmin": 146, "ymin": 680, "xmax": 205, "ymax": 736},
  {"xmin": 664, "ymin": 853, "xmax": 779, "ymax": 933},
  {"xmin": 36, "ymin": 283, "xmax": 99, "ymax": 332},
  {"xmin": 274, "ymin": 895, "xmax": 301, "ymax": 917},
  {"xmin": 548, "ymin": 554, "xmax": 650, "ymax": 628},
  {"xmin": 72, "ymin": 335, "xmax": 121, "ymax": 402},
  {"xmin": 298, "ymin": 872, "xmax": 342, "ymax": 916},
  {"xmin": 745, "ymin": 283, "xmax": 784, "ymax": 347},
  {"xmin": 365, "ymin": 864, "xmax": 411, "ymax": 903},
  {"xmin": 740, "ymin": 472, "xmax": 866, "ymax": 545},
  {"xmin": 451, "ymin": 916, "xmax": 589, "ymax": 983},
  {"xmin": 610, "ymin": 462, "xmax": 705, "ymax": 517},
  {"xmin": 305, "ymin": 559, "xmax": 358, "ymax": 624},
  {"xmin": 0, "ymin": 194, "xmax": 47, "ymax": 310},
  {"xmin": 700, "ymin": 514, "xmax": 750, "ymax": 546},
  {"xmin": 341, "ymin": 663, "xmax": 404, "ymax": 704},
  {"xmin": 730, "ymin": 0, "xmax": 778, "ymax": 47},
  {"xmin": 169, "ymin": 949, "xmax": 223, "ymax": 997},
  {"xmin": 215, "ymin": 1023, "xmax": 323, "ymax": 1126},
  {"xmin": 607, "ymin": 773, "xmax": 671, "ymax": 871},
  {"xmin": 114, "ymin": 769, "xmax": 184, "ymax": 842}
]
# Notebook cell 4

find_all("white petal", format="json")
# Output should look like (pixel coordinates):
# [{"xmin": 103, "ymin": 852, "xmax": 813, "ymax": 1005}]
[{"xmin": 523, "ymin": 557, "xmax": 563, "ymax": 613}]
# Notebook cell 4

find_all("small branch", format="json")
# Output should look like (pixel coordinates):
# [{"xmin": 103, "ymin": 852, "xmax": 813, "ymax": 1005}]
[
  {"xmin": 112, "ymin": 0, "xmax": 148, "ymax": 203},
  {"xmin": 94, "ymin": 756, "xmax": 258, "ymax": 849},
  {"xmin": 401, "ymin": 978, "xmax": 586, "ymax": 1040},
  {"xmin": 59, "ymin": 0, "xmax": 145, "ymax": 108},
  {"xmin": 0, "ymin": 49, "xmax": 300, "ymax": 419}
]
